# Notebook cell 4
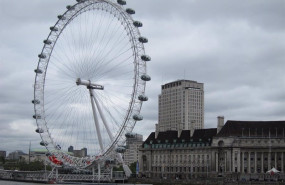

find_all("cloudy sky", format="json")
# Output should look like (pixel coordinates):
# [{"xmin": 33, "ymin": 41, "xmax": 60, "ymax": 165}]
[{"xmin": 0, "ymin": 0, "xmax": 285, "ymax": 154}]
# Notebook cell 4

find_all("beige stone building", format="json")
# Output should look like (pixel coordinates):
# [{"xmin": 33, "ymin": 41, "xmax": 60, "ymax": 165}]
[
  {"xmin": 139, "ymin": 119, "xmax": 285, "ymax": 181},
  {"xmin": 139, "ymin": 127, "xmax": 216, "ymax": 179},
  {"xmin": 123, "ymin": 134, "xmax": 143, "ymax": 165},
  {"xmin": 158, "ymin": 80, "xmax": 204, "ymax": 133}
]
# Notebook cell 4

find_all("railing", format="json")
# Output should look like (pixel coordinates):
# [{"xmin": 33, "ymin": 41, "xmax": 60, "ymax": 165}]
[{"xmin": 0, "ymin": 169, "xmax": 117, "ymax": 183}]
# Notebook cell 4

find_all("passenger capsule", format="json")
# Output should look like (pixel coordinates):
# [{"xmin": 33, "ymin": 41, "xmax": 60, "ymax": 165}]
[
  {"xmin": 57, "ymin": 15, "xmax": 66, "ymax": 20},
  {"xmin": 35, "ymin": 128, "xmax": 44, "ymax": 133},
  {"xmin": 126, "ymin": 8, "xmax": 135, "ymax": 14},
  {"xmin": 76, "ymin": 0, "xmax": 86, "ymax": 2},
  {"xmin": 117, "ymin": 0, "xmax": 126, "ymax": 5},
  {"xmin": 139, "ymin": 37, "xmax": 148, "ymax": 43},
  {"xmin": 133, "ymin": 114, "xmax": 143, "ymax": 121},
  {"xmin": 138, "ymin": 95, "xmax": 148, "ymax": 101},
  {"xmin": 141, "ymin": 55, "xmax": 151, "ymax": 61},
  {"xmin": 43, "ymin": 39, "xmax": 52, "ymax": 45},
  {"xmin": 34, "ymin": 68, "xmax": 43, "ymax": 74},
  {"xmin": 141, "ymin": 74, "xmax": 151, "ymax": 81},
  {"xmin": 66, "ymin": 5, "xmax": 75, "ymax": 10},
  {"xmin": 50, "ymin": 26, "xmax": 59, "ymax": 32},
  {"xmin": 115, "ymin": 147, "xmax": 126, "ymax": 153},
  {"xmin": 40, "ymin": 141, "xmax": 48, "ymax": 146},
  {"xmin": 38, "ymin": 53, "xmax": 46, "ymax": 59},
  {"xmin": 33, "ymin": 114, "xmax": 41, "ymax": 119},
  {"xmin": 56, "ymin": 144, "xmax": 61, "ymax": 150},
  {"xmin": 125, "ymin": 132, "xmax": 136, "ymax": 138},
  {"xmin": 32, "ymin": 99, "xmax": 40, "ymax": 104},
  {"xmin": 133, "ymin": 21, "xmax": 143, "ymax": 27}
]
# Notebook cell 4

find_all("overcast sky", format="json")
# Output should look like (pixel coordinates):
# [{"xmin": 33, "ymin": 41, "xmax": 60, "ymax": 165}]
[{"xmin": 0, "ymin": 0, "xmax": 285, "ymax": 154}]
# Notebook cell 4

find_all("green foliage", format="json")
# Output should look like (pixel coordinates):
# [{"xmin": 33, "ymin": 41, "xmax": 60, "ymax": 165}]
[
  {"xmin": 113, "ymin": 165, "xmax": 123, "ymax": 171},
  {"xmin": 0, "ymin": 156, "xmax": 5, "ymax": 164},
  {"xmin": 129, "ymin": 161, "xmax": 137, "ymax": 174},
  {"xmin": 4, "ymin": 160, "xmax": 51, "ymax": 171}
]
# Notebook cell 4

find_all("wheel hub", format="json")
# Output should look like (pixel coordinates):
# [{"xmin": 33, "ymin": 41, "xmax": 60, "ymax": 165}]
[{"xmin": 76, "ymin": 78, "xmax": 104, "ymax": 90}]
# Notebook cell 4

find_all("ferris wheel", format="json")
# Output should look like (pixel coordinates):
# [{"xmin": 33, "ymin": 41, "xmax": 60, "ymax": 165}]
[{"xmin": 32, "ymin": 0, "xmax": 151, "ymax": 171}]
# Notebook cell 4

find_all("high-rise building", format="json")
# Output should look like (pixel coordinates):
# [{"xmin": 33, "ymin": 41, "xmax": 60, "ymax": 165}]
[
  {"xmin": 158, "ymin": 80, "xmax": 204, "ymax": 134},
  {"xmin": 123, "ymin": 134, "xmax": 143, "ymax": 165},
  {"xmin": 68, "ymin": 146, "xmax": 74, "ymax": 153},
  {"xmin": 0, "ymin": 151, "xmax": 6, "ymax": 158}
]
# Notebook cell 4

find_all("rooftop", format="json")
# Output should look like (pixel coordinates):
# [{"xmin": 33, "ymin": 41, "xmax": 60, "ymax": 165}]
[
  {"xmin": 216, "ymin": 120, "xmax": 285, "ymax": 137},
  {"xmin": 143, "ymin": 128, "xmax": 217, "ymax": 146}
]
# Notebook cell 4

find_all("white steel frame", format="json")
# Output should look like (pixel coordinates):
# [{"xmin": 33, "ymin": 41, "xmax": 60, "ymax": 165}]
[{"xmin": 33, "ymin": 0, "xmax": 148, "ymax": 170}]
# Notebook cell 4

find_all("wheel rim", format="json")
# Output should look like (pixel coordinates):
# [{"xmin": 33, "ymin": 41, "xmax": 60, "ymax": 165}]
[{"xmin": 33, "ymin": 0, "xmax": 148, "ymax": 168}]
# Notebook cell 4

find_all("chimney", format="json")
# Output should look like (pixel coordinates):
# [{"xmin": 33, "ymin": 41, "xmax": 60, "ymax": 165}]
[
  {"xmin": 190, "ymin": 120, "xmax": 195, "ymax": 137},
  {"xmin": 155, "ymin": 124, "xmax": 159, "ymax": 139},
  {"xmin": 217, "ymin": 116, "xmax": 224, "ymax": 134},
  {"xmin": 178, "ymin": 126, "xmax": 182, "ymax": 138}
]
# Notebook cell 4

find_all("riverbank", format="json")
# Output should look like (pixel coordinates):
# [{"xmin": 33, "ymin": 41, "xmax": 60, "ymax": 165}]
[{"xmin": 128, "ymin": 177, "xmax": 285, "ymax": 185}]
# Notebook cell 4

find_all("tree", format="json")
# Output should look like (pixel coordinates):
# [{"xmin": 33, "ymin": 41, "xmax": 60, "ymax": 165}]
[
  {"xmin": 0, "ymin": 156, "xmax": 5, "ymax": 164},
  {"xmin": 129, "ymin": 161, "xmax": 137, "ymax": 174},
  {"xmin": 113, "ymin": 165, "xmax": 124, "ymax": 171},
  {"xmin": 4, "ymin": 160, "xmax": 51, "ymax": 171}
]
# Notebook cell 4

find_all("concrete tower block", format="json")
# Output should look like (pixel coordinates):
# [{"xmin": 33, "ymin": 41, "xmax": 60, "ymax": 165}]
[
  {"xmin": 155, "ymin": 124, "xmax": 159, "ymax": 139},
  {"xmin": 217, "ymin": 116, "xmax": 224, "ymax": 134}
]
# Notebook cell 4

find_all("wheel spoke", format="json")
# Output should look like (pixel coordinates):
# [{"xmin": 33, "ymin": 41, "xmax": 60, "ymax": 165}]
[{"xmin": 33, "ymin": 0, "xmax": 148, "ymax": 169}]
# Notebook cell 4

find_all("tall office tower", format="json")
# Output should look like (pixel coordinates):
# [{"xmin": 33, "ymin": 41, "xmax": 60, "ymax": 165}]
[
  {"xmin": 158, "ymin": 80, "xmax": 204, "ymax": 134},
  {"xmin": 123, "ymin": 134, "xmax": 143, "ymax": 165}
]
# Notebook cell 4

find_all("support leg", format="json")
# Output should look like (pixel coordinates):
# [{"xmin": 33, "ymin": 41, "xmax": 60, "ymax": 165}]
[
  {"xmin": 93, "ymin": 95, "xmax": 113, "ymax": 141},
  {"xmin": 89, "ymin": 89, "xmax": 104, "ymax": 152}
]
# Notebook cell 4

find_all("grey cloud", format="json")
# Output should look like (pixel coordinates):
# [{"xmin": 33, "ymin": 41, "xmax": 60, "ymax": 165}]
[
  {"xmin": 129, "ymin": 0, "xmax": 285, "ymax": 31},
  {"xmin": 1, "ymin": 0, "xmax": 285, "ymax": 153}
]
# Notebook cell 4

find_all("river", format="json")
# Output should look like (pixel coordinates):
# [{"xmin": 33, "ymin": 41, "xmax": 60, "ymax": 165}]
[{"xmin": 0, "ymin": 180, "xmax": 151, "ymax": 185}]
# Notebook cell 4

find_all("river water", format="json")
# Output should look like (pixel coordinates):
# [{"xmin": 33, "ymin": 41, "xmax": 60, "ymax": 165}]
[{"xmin": 0, "ymin": 180, "xmax": 151, "ymax": 185}]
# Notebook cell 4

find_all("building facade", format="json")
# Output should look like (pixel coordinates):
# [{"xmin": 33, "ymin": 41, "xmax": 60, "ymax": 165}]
[
  {"xmin": 139, "ymin": 128, "xmax": 216, "ymax": 179},
  {"xmin": 0, "ymin": 151, "xmax": 6, "ymax": 158},
  {"xmin": 212, "ymin": 120, "xmax": 285, "ymax": 180},
  {"xmin": 68, "ymin": 146, "xmax": 88, "ymax": 157},
  {"xmin": 123, "ymin": 134, "xmax": 143, "ymax": 165},
  {"xmin": 139, "ymin": 119, "xmax": 285, "ymax": 181},
  {"xmin": 7, "ymin": 150, "xmax": 27, "ymax": 160},
  {"xmin": 158, "ymin": 80, "xmax": 204, "ymax": 133}
]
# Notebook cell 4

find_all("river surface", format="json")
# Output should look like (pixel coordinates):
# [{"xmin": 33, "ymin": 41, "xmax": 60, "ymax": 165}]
[{"xmin": 0, "ymin": 180, "xmax": 151, "ymax": 185}]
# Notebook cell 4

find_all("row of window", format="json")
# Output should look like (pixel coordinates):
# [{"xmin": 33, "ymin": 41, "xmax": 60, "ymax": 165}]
[
  {"xmin": 153, "ymin": 154, "xmax": 210, "ymax": 160},
  {"xmin": 144, "ymin": 143, "xmax": 211, "ymax": 149},
  {"xmin": 151, "ymin": 166, "xmax": 208, "ymax": 173}
]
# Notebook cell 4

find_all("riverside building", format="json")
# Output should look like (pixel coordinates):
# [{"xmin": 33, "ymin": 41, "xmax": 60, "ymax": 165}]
[
  {"xmin": 157, "ymin": 80, "xmax": 204, "ymax": 134},
  {"xmin": 123, "ymin": 133, "xmax": 143, "ymax": 165},
  {"xmin": 139, "ymin": 118, "xmax": 285, "ymax": 181}
]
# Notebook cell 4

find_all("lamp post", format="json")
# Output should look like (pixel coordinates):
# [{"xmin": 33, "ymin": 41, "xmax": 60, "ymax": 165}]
[{"xmin": 207, "ymin": 159, "xmax": 209, "ymax": 178}]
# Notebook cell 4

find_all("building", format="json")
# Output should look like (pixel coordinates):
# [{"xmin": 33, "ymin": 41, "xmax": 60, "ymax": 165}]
[
  {"xmin": 139, "ymin": 118, "xmax": 285, "ymax": 181},
  {"xmin": 20, "ymin": 149, "xmax": 48, "ymax": 162},
  {"xmin": 7, "ymin": 150, "xmax": 27, "ymax": 160},
  {"xmin": 68, "ymin": 146, "xmax": 88, "ymax": 157},
  {"xmin": 158, "ymin": 80, "xmax": 204, "ymax": 134},
  {"xmin": 0, "ymin": 151, "xmax": 6, "ymax": 158},
  {"xmin": 123, "ymin": 134, "xmax": 143, "ymax": 165},
  {"xmin": 68, "ymin": 146, "xmax": 74, "ymax": 153},
  {"xmin": 212, "ymin": 119, "xmax": 285, "ymax": 180},
  {"xmin": 139, "ymin": 127, "xmax": 216, "ymax": 179}
]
